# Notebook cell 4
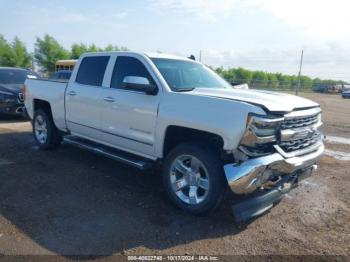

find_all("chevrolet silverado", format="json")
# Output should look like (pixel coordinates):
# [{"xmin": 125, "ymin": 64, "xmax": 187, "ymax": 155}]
[{"xmin": 24, "ymin": 52, "xmax": 324, "ymax": 222}]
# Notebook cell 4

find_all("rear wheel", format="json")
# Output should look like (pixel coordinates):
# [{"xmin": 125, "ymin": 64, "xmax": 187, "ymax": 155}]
[
  {"xmin": 162, "ymin": 143, "xmax": 226, "ymax": 214},
  {"xmin": 33, "ymin": 109, "xmax": 62, "ymax": 150}
]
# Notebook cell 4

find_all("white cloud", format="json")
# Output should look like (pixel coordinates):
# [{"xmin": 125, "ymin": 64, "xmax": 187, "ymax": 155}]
[
  {"xmin": 150, "ymin": 0, "xmax": 350, "ymax": 81},
  {"xmin": 253, "ymin": 0, "xmax": 350, "ymax": 39},
  {"xmin": 150, "ymin": 0, "xmax": 350, "ymax": 39},
  {"xmin": 149, "ymin": 0, "xmax": 241, "ymax": 22}
]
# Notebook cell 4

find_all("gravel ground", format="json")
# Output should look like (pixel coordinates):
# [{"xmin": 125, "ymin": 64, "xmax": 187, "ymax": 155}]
[
  {"xmin": 0, "ymin": 93, "xmax": 349, "ymax": 259},
  {"xmin": 301, "ymin": 93, "xmax": 350, "ymax": 137}
]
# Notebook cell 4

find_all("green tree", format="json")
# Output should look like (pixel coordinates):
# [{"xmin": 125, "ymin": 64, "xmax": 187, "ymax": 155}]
[
  {"xmin": 104, "ymin": 44, "xmax": 128, "ymax": 52},
  {"xmin": 0, "ymin": 35, "xmax": 32, "ymax": 68},
  {"xmin": 234, "ymin": 67, "xmax": 253, "ymax": 84},
  {"xmin": 267, "ymin": 73, "xmax": 279, "ymax": 89},
  {"xmin": 86, "ymin": 44, "xmax": 102, "ymax": 53},
  {"xmin": 221, "ymin": 68, "xmax": 236, "ymax": 83},
  {"xmin": 215, "ymin": 66, "xmax": 224, "ymax": 75},
  {"xmin": 279, "ymin": 75, "xmax": 292, "ymax": 90},
  {"xmin": 290, "ymin": 75, "xmax": 299, "ymax": 90},
  {"xmin": 313, "ymin": 78, "xmax": 322, "ymax": 86},
  {"xmin": 0, "ymin": 35, "xmax": 15, "ymax": 66},
  {"xmin": 12, "ymin": 37, "xmax": 32, "ymax": 68},
  {"xmin": 71, "ymin": 43, "xmax": 88, "ymax": 59},
  {"xmin": 104, "ymin": 44, "xmax": 116, "ymax": 52},
  {"xmin": 71, "ymin": 43, "xmax": 129, "ymax": 59},
  {"xmin": 215, "ymin": 67, "xmax": 348, "ymax": 91},
  {"xmin": 34, "ymin": 34, "xmax": 70, "ymax": 72},
  {"xmin": 251, "ymin": 71, "xmax": 268, "ymax": 88},
  {"xmin": 300, "ymin": 75, "xmax": 313, "ymax": 90}
]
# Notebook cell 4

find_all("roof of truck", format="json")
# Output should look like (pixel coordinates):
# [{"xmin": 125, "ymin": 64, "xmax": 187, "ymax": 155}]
[
  {"xmin": 80, "ymin": 51, "xmax": 193, "ymax": 62},
  {"xmin": 145, "ymin": 52, "xmax": 192, "ymax": 61}
]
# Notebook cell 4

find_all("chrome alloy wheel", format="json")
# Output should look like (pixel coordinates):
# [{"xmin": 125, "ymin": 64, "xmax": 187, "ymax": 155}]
[
  {"xmin": 34, "ymin": 115, "xmax": 48, "ymax": 144},
  {"xmin": 169, "ymin": 155, "xmax": 210, "ymax": 205}
]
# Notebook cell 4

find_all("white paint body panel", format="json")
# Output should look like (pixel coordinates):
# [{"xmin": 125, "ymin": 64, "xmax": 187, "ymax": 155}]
[
  {"xmin": 24, "ymin": 51, "xmax": 320, "ymax": 160},
  {"xmin": 189, "ymin": 88, "xmax": 318, "ymax": 112},
  {"xmin": 24, "ymin": 79, "xmax": 68, "ymax": 131},
  {"xmin": 65, "ymin": 83, "xmax": 104, "ymax": 139}
]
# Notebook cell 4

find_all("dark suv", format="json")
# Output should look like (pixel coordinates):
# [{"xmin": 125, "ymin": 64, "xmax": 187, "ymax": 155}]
[{"xmin": 0, "ymin": 67, "xmax": 39, "ymax": 116}]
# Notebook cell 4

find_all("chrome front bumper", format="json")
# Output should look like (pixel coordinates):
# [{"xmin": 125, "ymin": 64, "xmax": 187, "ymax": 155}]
[{"xmin": 224, "ymin": 143, "xmax": 324, "ymax": 194}]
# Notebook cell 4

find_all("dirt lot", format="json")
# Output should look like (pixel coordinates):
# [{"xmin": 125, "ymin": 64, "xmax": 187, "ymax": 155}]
[
  {"xmin": 0, "ymin": 93, "xmax": 349, "ymax": 259},
  {"xmin": 301, "ymin": 92, "xmax": 350, "ymax": 137}
]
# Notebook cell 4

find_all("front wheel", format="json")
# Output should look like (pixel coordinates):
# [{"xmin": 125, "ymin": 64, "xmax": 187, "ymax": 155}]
[
  {"xmin": 162, "ymin": 143, "xmax": 226, "ymax": 214},
  {"xmin": 33, "ymin": 109, "xmax": 62, "ymax": 150}
]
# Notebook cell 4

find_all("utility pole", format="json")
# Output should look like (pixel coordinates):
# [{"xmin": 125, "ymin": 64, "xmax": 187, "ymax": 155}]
[
  {"xmin": 296, "ymin": 49, "xmax": 304, "ymax": 96},
  {"xmin": 199, "ymin": 50, "xmax": 202, "ymax": 62}
]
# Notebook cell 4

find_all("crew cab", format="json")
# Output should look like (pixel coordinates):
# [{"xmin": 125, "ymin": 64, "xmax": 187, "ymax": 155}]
[{"xmin": 24, "ymin": 52, "xmax": 324, "ymax": 222}]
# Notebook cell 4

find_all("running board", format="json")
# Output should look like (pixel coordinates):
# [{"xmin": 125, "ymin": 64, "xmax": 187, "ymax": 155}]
[{"xmin": 63, "ymin": 136, "xmax": 153, "ymax": 170}]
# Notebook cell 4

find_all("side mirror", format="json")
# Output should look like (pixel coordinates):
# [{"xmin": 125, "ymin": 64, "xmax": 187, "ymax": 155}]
[{"xmin": 122, "ymin": 76, "xmax": 158, "ymax": 95}]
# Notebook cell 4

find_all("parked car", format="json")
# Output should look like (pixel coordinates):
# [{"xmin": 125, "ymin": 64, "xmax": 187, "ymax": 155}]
[
  {"xmin": 312, "ymin": 85, "xmax": 326, "ymax": 93},
  {"xmin": 312, "ymin": 84, "xmax": 342, "ymax": 94},
  {"xmin": 0, "ymin": 67, "xmax": 39, "ymax": 116},
  {"xmin": 342, "ymin": 86, "xmax": 350, "ymax": 98},
  {"xmin": 24, "ymin": 52, "xmax": 324, "ymax": 223},
  {"xmin": 328, "ymin": 85, "xmax": 342, "ymax": 94},
  {"xmin": 50, "ymin": 70, "xmax": 72, "ymax": 82}
]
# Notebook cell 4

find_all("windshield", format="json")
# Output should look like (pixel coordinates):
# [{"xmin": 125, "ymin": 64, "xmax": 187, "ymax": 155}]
[
  {"xmin": 151, "ymin": 58, "xmax": 231, "ymax": 91},
  {"xmin": 0, "ymin": 69, "xmax": 38, "ymax": 85}
]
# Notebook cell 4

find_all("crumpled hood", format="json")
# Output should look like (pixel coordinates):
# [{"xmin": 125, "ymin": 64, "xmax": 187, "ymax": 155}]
[{"xmin": 190, "ymin": 88, "xmax": 319, "ymax": 112}]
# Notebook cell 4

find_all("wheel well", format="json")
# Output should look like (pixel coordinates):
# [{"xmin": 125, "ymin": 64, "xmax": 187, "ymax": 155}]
[
  {"xmin": 33, "ymin": 99, "xmax": 52, "ymax": 116},
  {"xmin": 163, "ymin": 126, "xmax": 224, "ymax": 157}
]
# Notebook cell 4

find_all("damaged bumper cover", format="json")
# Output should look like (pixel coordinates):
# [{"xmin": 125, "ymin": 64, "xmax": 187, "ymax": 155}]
[
  {"xmin": 224, "ymin": 143, "xmax": 324, "ymax": 224},
  {"xmin": 224, "ymin": 143, "xmax": 324, "ymax": 195},
  {"xmin": 231, "ymin": 169, "xmax": 313, "ymax": 224}
]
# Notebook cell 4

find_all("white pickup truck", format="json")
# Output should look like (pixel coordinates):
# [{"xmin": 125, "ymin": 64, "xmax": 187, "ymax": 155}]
[{"xmin": 24, "ymin": 52, "xmax": 324, "ymax": 223}]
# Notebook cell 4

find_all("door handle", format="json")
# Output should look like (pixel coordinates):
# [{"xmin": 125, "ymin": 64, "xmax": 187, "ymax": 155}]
[
  {"xmin": 68, "ymin": 90, "xmax": 77, "ymax": 96},
  {"xmin": 103, "ymin": 96, "xmax": 115, "ymax": 103}
]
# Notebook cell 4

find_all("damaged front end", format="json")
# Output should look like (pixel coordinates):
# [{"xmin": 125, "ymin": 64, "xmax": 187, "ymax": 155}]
[{"xmin": 224, "ymin": 107, "xmax": 324, "ymax": 224}]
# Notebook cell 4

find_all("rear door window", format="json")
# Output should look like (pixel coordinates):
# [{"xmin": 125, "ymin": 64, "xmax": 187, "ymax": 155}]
[{"xmin": 76, "ymin": 56, "xmax": 110, "ymax": 86}]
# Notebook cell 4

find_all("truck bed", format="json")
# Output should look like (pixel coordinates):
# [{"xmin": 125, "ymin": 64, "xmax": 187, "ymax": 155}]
[{"xmin": 25, "ymin": 78, "xmax": 68, "ymax": 130}]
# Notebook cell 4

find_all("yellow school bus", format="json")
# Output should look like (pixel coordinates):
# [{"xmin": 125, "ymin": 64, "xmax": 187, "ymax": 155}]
[{"xmin": 55, "ymin": 60, "xmax": 77, "ymax": 72}]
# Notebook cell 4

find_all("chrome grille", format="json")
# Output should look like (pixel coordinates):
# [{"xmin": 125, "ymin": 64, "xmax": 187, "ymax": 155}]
[
  {"xmin": 277, "ymin": 108, "xmax": 323, "ymax": 156},
  {"xmin": 281, "ymin": 114, "xmax": 319, "ymax": 129},
  {"xmin": 279, "ymin": 131, "xmax": 321, "ymax": 153}
]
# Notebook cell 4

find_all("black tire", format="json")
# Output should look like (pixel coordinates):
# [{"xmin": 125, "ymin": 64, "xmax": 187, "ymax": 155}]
[
  {"xmin": 33, "ymin": 109, "xmax": 62, "ymax": 150},
  {"xmin": 162, "ymin": 142, "xmax": 226, "ymax": 214}
]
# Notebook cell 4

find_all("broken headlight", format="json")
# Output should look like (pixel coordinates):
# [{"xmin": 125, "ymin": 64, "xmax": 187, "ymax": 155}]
[{"xmin": 240, "ymin": 113, "xmax": 284, "ymax": 156}]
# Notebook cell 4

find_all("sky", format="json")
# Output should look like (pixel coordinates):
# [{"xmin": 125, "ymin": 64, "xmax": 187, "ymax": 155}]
[{"xmin": 1, "ymin": 0, "xmax": 350, "ymax": 81}]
